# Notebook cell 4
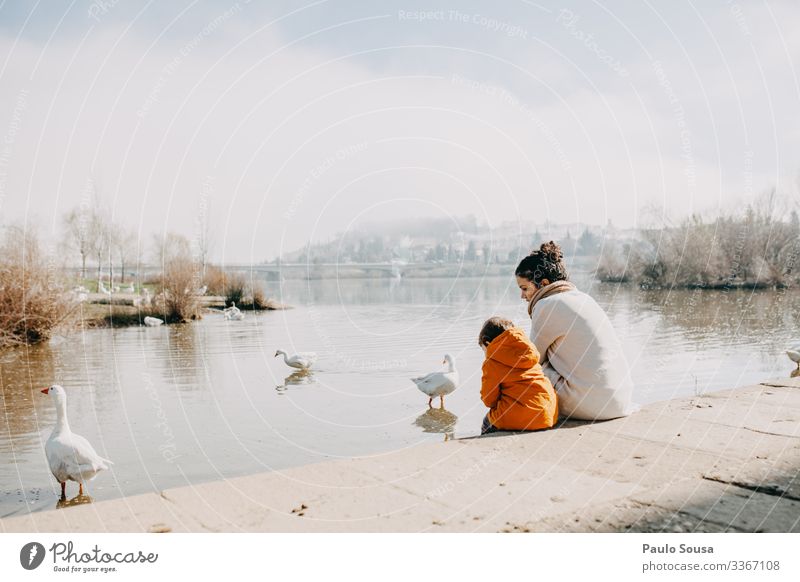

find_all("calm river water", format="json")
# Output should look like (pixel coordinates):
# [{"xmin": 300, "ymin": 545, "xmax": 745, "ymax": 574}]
[{"xmin": 2, "ymin": 272, "xmax": 798, "ymax": 516}]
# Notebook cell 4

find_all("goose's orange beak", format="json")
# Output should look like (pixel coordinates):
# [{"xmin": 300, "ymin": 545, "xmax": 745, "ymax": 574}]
[{"xmin": 40, "ymin": 388, "xmax": 49, "ymax": 394}]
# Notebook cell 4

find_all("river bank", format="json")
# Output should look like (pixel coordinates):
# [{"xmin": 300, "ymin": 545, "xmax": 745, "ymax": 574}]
[
  {"xmin": 2, "ymin": 375, "xmax": 798, "ymax": 533},
  {"xmin": 75, "ymin": 295, "xmax": 289, "ymax": 328}
]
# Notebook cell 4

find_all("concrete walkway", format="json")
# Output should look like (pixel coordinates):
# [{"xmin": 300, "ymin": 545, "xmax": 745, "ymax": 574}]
[{"xmin": 3, "ymin": 377, "xmax": 799, "ymax": 533}]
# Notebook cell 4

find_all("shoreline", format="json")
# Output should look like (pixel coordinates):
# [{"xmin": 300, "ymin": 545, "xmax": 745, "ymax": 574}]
[
  {"xmin": 75, "ymin": 295, "xmax": 290, "ymax": 329},
  {"xmin": 2, "ymin": 376, "xmax": 798, "ymax": 533}
]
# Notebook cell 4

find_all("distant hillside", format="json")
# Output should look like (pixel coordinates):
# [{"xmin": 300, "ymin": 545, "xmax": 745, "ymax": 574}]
[{"xmin": 271, "ymin": 216, "xmax": 616, "ymax": 266}]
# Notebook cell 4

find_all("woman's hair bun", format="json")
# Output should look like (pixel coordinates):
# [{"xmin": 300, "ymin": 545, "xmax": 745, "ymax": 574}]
[
  {"xmin": 515, "ymin": 240, "xmax": 568, "ymax": 285},
  {"xmin": 539, "ymin": 241, "xmax": 563, "ymax": 262}
]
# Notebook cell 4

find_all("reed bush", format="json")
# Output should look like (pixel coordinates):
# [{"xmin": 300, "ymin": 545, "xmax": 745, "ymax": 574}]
[
  {"xmin": 609, "ymin": 196, "xmax": 800, "ymax": 289},
  {"xmin": 0, "ymin": 227, "xmax": 73, "ymax": 347},
  {"xmin": 154, "ymin": 234, "xmax": 202, "ymax": 323}
]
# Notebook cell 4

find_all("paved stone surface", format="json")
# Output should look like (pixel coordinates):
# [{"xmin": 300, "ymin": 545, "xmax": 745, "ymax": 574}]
[{"xmin": 2, "ymin": 378, "xmax": 799, "ymax": 532}]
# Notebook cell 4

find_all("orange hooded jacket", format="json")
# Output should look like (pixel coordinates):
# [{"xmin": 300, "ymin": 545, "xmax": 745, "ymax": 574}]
[{"xmin": 481, "ymin": 327, "xmax": 558, "ymax": 431}]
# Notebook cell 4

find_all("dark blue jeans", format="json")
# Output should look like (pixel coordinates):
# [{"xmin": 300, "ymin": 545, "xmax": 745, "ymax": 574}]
[{"xmin": 481, "ymin": 414, "xmax": 498, "ymax": 435}]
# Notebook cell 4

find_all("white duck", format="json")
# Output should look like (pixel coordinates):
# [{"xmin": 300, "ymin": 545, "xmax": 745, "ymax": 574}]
[
  {"xmin": 143, "ymin": 316, "xmax": 163, "ymax": 327},
  {"xmin": 412, "ymin": 354, "xmax": 459, "ymax": 408},
  {"xmin": 787, "ymin": 343, "xmax": 800, "ymax": 369},
  {"xmin": 41, "ymin": 385, "xmax": 113, "ymax": 499},
  {"xmin": 275, "ymin": 349, "xmax": 317, "ymax": 371},
  {"xmin": 224, "ymin": 302, "xmax": 245, "ymax": 321}
]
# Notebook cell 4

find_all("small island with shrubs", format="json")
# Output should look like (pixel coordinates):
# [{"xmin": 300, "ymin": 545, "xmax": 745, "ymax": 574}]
[
  {"xmin": 0, "ymin": 224, "xmax": 287, "ymax": 351},
  {"xmin": 597, "ymin": 195, "xmax": 800, "ymax": 290}
]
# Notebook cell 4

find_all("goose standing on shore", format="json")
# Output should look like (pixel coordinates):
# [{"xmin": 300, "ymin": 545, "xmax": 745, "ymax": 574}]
[
  {"xmin": 412, "ymin": 354, "xmax": 459, "ymax": 408},
  {"xmin": 41, "ymin": 385, "xmax": 113, "ymax": 499},
  {"xmin": 275, "ymin": 349, "xmax": 316, "ymax": 371}
]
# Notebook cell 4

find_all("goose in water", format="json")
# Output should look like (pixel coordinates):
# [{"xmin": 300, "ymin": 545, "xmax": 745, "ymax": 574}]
[
  {"xmin": 412, "ymin": 354, "xmax": 459, "ymax": 408},
  {"xmin": 224, "ymin": 302, "xmax": 245, "ymax": 320},
  {"xmin": 787, "ymin": 343, "xmax": 800, "ymax": 369},
  {"xmin": 143, "ymin": 316, "xmax": 163, "ymax": 327},
  {"xmin": 275, "ymin": 349, "xmax": 316, "ymax": 371},
  {"xmin": 41, "ymin": 385, "xmax": 113, "ymax": 499}
]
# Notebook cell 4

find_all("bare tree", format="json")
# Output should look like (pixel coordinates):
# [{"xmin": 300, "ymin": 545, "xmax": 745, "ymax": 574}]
[
  {"xmin": 62, "ymin": 207, "xmax": 93, "ymax": 279},
  {"xmin": 152, "ymin": 231, "xmax": 192, "ymax": 267},
  {"xmin": 90, "ymin": 210, "xmax": 111, "ymax": 287},
  {"xmin": 113, "ymin": 227, "xmax": 139, "ymax": 285},
  {"xmin": 195, "ymin": 200, "xmax": 213, "ymax": 280}
]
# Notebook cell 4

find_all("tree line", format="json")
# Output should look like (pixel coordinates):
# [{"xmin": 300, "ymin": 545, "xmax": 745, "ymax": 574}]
[{"xmin": 598, "ymin": 192, "xmax": 800, "ymax": 289}]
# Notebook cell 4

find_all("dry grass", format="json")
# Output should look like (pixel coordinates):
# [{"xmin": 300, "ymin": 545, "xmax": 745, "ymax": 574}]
[
  {"xmin": 599, "ymin": 195, "xmax": 800, "ymax": 289},
  {"xmin": 0, "ymin": 227, "xmax": 73, "ymax": 347},
  {"xmin": 222, "ymin": 272, "xmax": 246, "ymax": 307},
  {"xmin": 203, "ymin": 266, "xmax": 274, "ymax": 310},
  {"xmin": 158, "ymin": 257, "xmax": 202, "ymax": 323},
  {"xmin": 251, "ymin": 286, "xmax": 270, "ymax": 310},
  {"xmin": 596, "ymin": 241, "xmax": 631, "ymax": 283},
  {"xmin": 202, "ymin": 265, "xmax": 228, "ymax": 296}
]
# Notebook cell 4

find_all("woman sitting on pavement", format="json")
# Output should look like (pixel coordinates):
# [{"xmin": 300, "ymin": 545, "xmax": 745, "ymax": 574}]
[{"xmin": 514, "ymin": 241, "xmax": 637, "ymax": 420}]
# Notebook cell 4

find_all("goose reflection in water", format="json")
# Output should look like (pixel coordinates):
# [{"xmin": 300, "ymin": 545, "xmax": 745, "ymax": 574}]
[
  {"xmin": 56, "ymin": 493, "xmax": 93, "ymax": 510},
  {"xmin": 414, "ymin": 407, "xmax": 458, "ymax": 441},
  {"xmin": 275, "ymin": 370, "xmax": 315, "ymax": 393}
]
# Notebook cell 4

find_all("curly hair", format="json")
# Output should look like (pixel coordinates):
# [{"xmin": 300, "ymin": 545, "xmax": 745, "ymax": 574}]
[{"xmin": 515, "ymin": 241, "xmax": 569, "ymax": 286}]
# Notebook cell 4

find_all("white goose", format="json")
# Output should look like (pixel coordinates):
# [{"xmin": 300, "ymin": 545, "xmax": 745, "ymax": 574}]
[
  {"xmin": 787, "ymin": 343, "xmax": 800, "ymax": 369},
  {"xmin": 224, "ymin": 302, "xmax": 245, "ymax": 321},
  {"xmin": 143, "ymin": 316, "xmax": 163, "ymax": 327},
  {"xmin": 412, "ymin": 354, "xmax": 459, "ymax": 408},
  {"xmin": 275, "ymin": 349, "xmax": 317, "ymax": 371},
  {"xmin": 41, "ymin": 385, "xmax": 113, "ymax": 499}
]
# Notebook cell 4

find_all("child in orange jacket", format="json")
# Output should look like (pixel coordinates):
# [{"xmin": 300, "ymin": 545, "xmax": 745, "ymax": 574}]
[{"xmin": 479, "ymin": 316, "xmax": 558, "ymax": 434}]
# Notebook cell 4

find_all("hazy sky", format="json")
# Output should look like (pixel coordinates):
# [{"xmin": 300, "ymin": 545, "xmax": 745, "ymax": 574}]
[{"xmin": 0, "ymin": 0, "xmax": 798, "ymax": 262}]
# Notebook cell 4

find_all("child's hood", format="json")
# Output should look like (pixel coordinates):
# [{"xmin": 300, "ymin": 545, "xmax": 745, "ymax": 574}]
[{"xmin": 485, "ymin": 327, "xmax": 538, "ymax": 369}]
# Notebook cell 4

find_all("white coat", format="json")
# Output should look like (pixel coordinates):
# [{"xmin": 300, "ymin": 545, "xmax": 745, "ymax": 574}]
[{"xmin": 529, "ymin": 289, "xmax": 636, "ymax": 420}]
